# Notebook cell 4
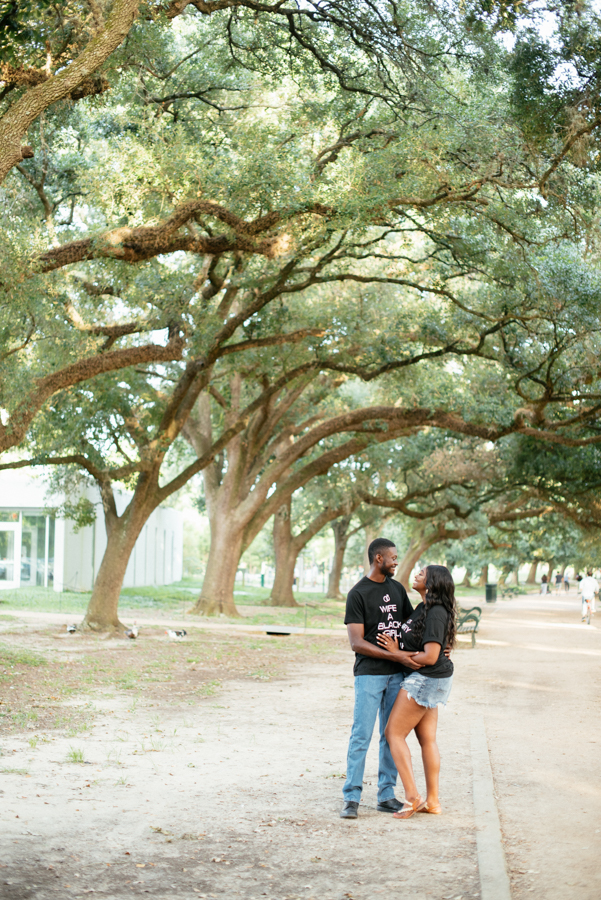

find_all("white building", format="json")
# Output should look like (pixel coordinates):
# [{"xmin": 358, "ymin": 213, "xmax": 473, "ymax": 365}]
[{"xmin": 0, "ymin": 471, "xmax": 183, "ymax": 592}]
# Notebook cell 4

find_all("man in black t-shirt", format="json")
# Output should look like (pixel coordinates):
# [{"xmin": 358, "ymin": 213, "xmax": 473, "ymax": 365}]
[{"xmin": 341, "ymin": 538, "xmax": 420, "ymax": 819}]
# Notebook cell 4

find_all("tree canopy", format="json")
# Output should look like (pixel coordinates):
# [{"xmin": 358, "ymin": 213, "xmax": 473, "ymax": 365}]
[{"xmin": 3, "ymin": 0, "xmax": 601, "ymax": 625}]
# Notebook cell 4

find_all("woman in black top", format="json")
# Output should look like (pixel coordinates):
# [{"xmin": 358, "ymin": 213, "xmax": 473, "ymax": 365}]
[{"xmin": 376, "ymin": 564, "xmax": 456, "ymax": 819}]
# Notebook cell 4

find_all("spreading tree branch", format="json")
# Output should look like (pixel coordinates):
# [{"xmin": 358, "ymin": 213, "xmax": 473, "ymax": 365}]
[
  {"xmin": 0, "ymin": 0, "xmax": 140, "ymax": 183},
  {"xmin": 0, "ymin": 327, "xmax": 185, "ymax": 454}
]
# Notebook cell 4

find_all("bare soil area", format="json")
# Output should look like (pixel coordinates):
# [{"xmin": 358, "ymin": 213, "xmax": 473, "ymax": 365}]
[{"xmin": 0, "ymin": 593, "xmax": 600, "ymax": 899}]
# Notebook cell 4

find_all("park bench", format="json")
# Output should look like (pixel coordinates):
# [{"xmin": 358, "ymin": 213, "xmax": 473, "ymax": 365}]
[
  {"xmin": 500, "ymin": 585, "xmax": 522, "ymax": 598},
  {"xmin": 456, "ymin": 606, "xmax": 482, "ymax": 648}
]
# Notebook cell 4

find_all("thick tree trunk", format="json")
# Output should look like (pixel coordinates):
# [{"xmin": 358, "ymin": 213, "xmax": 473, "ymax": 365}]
[
  {"xmin": 327, "ymin": 543, "xmax": 346, "ymax": 599},
  {"xmin": 268, "ymin": 501, "xmax": 299, "ymax": 607},
  {"xmin": 526, "ymin": 561, "xmax": 538, "ymax": 584},
  {"xmin": 461, "ymin": 570, "xmax": 471, "ymax": 588},
  {"xmin": 327, "ymin": 515, "xmax": 352, "ymax": 599},
  {"xmin": 191, "ymin": 515, "xmax": 243, "ymax": 616},
  {"xmin": 268, "ymin": 499, "xmax": 354, "ymax": 606},
  {"xmin": 396, "ymin": 533, "xmax": 436, "ymax": 588},
  {"xmin": 82, "ymin": 514, "xmax": 144, "ymax": 632},
  {"xmin": 478, "ymin": 564, "xmax": 489, "ymax": 586},
  {"xmin": 363, "ymin": 528, "xmax": 374, "ymax": 575},
  {"xmin": 498, "ymin": 568, "xmax": 510, "ymax": 586},
  {"xmin": 269, "ymin": 552, "xmax": 298, "ymax": 607}
]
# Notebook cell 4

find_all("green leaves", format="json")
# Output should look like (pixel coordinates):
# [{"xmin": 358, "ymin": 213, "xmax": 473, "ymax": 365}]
[
  {"xmin": 4, "ymin": 1, "xmax": 601, "ymax": 567},
  {"xmin": 0, "ymin": 0, "xmax": 57, "ymax": 62}
]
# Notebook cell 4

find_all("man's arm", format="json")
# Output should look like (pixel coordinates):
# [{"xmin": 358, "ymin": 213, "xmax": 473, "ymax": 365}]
[{"xmin": 347, "ymin": 624, "xmax": 423, "ymax": 669}]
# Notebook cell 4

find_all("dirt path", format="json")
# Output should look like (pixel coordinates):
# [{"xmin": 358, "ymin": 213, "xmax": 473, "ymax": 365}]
[{"xmin": 1, "ymin": 594, "xmax": 600, "ymax": 899}]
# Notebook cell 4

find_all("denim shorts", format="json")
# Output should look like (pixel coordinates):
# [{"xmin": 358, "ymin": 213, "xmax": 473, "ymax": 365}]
[{"xmin": 402, "ymin": 673, "xmax": 453, "ymax": 709}]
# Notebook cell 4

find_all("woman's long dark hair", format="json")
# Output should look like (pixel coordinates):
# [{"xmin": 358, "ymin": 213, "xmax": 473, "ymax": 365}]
[{"xmin": 411, "ymin": 564, "xmax": 457, "ymax": 649}]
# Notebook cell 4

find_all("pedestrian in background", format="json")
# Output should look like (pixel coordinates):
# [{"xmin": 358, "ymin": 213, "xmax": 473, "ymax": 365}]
[
  {"xmin": 540, "ymin": 574, "xmax": 548, "ymax": 595},
  {"xmin": 579, "ymin": 570, "xmax": 599, "ymax": 623},
  {"xmin": 555, "ymin": 571, "xmax": 563, "ymax": 593},
  {"xmin": 563, "ymin": 572, "xmax": 570, "ymax": 592}
]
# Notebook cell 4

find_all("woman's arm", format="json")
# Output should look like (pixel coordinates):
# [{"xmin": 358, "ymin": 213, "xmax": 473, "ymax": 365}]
[
  {"xmin": 374, "ymin": 631, "xmax": 423, "ymax": 669},
  {"xmin": 409, "ymin": 641, "xmax": 441, "ymax": 666}
]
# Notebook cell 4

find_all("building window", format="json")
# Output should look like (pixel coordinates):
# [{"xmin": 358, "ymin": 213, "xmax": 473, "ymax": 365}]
[
  {"xmin": 22, "ymin": 515, "xmax": 47, "ymax": 586},
  {"xmin": 47, "ymin": 516, "xmax": 55, "ymax": 587},
  {"xmin": 0, "ymin": 528, "xmax": 16, "ymax": 582},
  {"xmin": 0, "ymin": 512, "xmax": 55, "ymax": 589}
]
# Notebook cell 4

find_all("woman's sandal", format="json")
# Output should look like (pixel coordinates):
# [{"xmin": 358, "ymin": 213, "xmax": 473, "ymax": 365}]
[
  {"xmin": 417, "ymin": 801, "xmax": 442, "ymax": 815},
  {"xmin": 392, "ymin": 797, "xmax": 423, "ymax": 820}
]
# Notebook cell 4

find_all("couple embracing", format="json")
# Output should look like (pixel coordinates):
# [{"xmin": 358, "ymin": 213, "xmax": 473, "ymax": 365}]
[{"xmin": 341, "ymin": 538, "xmax": 456, "ymax": 820}]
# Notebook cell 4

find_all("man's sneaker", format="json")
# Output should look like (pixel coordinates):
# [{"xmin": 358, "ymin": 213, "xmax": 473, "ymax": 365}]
[
  {"xmin": 377, "ymin": 797, "xmax": 404, "ymax": 813},
  {"xmin": 340, "ymin": 801, "xmax": 359, "ymax": 819}
]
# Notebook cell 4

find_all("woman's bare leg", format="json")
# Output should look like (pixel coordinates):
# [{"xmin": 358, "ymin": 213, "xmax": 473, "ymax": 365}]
[
  {"xmin": 384, "ymin": 689, "xmax": 427, "ymax": 802},
  {"xmin": 414, "ymin": 707, "xmax": 440, "ymax": 808}
]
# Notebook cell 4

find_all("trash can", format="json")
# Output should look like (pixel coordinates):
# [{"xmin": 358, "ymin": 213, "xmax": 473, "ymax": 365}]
[{"xmin": 485, "ymin": 583, "xmax": 497, "ymax": 604}]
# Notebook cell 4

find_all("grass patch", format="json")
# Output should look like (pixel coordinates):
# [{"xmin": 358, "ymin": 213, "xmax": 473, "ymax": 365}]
[
  {"xmin": 0, "ymin": 582, "xmax": 197, "ymax": 615},
  {"xmin": 115, "ymin": 671, "xmax": 139, "ymax": 690},
  {"xmin": 0, "ymin": 581, "xmax": 349, "ymax": 627},
  {"xmin": 106, "ymin": 749, "xmax": 123, "ymax": 766},
  {"xmin": 0, "ymin": 643, "xmax": 47, "ymax": 666},
  {"xmin": 66, "ymin": 722, "xmax": 91, "ymax": 737},
  {"xmin": 66, "ymin": 746, "xmax": 85, "ymax": 763},
  {"xmin": 0, "ymin": 766, "xmax": 29, "ymax": 775},
  {"xmin": 0, "ymin": 587, "xmax": 90, "ymax": 613},
  {"xmin": 249, "ymin": 668, "xmax": 274, "ymax": 681},
  {"xmin": 11, "ymin": 710, "xmax": 38, "ymax": 727},
  {"xmin": 120, "ymin": 583, "xmax": 200, "ymax": 609},
  {"xmin": 197, "ymin": 680, "xmax": 220, "ymax": 697}
]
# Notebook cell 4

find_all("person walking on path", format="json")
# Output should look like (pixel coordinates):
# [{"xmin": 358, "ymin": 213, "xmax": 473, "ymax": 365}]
[
  {"xmin": 579, "ymin": 570, "xmax": 599, "ymax": 623},
  {"xmin": 341, "ymin": 538, "xmax": 420, "ymax": 819},
  {"xmin": 564, "ymin": 572, "xmax": 570, "ymax": 592},
  {"xmin": 376, "ymin": 565, "xmax": 455, "ymax": 819},
  {"xmin": 555, "ymin": 571, "xmax": 563, "ymax": 593},
  {"xmin": 540, "ymin": 574, "xmax": 548, "ymax": 595}
]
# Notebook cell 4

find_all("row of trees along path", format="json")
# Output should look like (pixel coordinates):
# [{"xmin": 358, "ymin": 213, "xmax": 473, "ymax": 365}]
[
  {"xmin": 265, "ymin": 436, "xmax": 559, "ymax": 604},
  {"xmin": 4, "ymin": 2, "xmax": 601, "ymax": 627}
]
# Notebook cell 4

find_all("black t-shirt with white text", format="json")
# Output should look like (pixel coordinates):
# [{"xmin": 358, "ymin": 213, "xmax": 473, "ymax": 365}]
[
  {"xmin": 344, "ymin": 576, "xmax": 413, "ymax": 676},
  {"xmin": 398, "ymin": 601, "xmax": 454, "ymax": 678}
]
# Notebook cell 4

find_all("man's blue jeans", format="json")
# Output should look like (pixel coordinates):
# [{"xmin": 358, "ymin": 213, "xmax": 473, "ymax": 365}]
[{"xmin": 343, "ymin": 672, "xmax": 405, "ymax": 803}]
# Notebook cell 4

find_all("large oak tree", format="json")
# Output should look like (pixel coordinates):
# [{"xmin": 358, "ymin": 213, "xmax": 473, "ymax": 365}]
[{"xmin": 4, "ymin": 1, "xmax": 601, "ymax": 629}]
